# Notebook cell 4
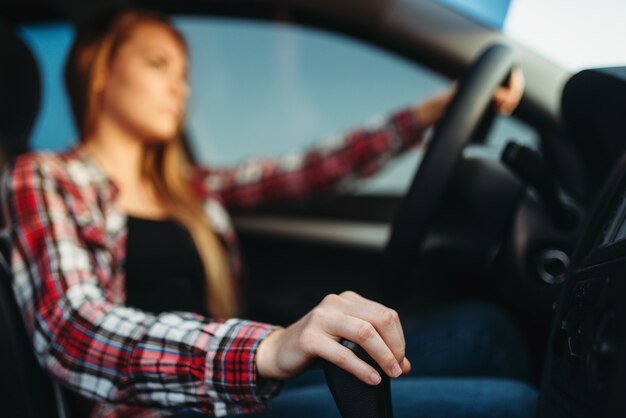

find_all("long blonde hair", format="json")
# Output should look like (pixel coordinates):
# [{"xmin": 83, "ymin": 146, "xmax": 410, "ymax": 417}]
[{"xmin": 64, "ymin": 9, "xmax": 236, "ymax": 318}]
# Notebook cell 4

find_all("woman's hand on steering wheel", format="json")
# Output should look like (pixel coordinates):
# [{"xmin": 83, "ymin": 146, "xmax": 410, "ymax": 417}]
[
  {"xmin": 414, "ymin": 67, "xmax": 525, "ymax": 129},
  {"xmin": 256, "ymin": 291, "xmax": 411, "ymax": 385}
]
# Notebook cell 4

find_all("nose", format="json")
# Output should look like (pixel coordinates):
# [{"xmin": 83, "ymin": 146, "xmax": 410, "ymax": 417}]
[
  {"xmin": 169, "ymin": 75, "xmax": 190, "ymax": 101},
  {"xmin": 179, "ymin": 78, "xmax": 190, "ymax": 99}
]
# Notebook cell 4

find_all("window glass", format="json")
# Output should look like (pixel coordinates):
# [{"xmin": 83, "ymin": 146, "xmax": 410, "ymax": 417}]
[
  {"xmin": 177, "ymin": 17, "xmax": 538, "ymax": 194},
  {"xmin": 432, "ymin": 0, "xmax": 626, "ymax": 72},
  {"xmin": 431, "ymin": 0, "xmax": 511, "ymax": 29},
  {"xmin": 177, "ymin": 17, "xmax": 448, "ymax": 165},
  {"xmin": 505, "ymin": 0, "xmax": 626, "ymax": 72},
  {"xmin": 19, "ymin": 24, "xmax": 76, "ymax": 151}
]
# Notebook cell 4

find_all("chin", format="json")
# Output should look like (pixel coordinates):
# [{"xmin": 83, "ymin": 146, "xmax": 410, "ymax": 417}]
[{"xmin": 143, "ymin": 127, "xmax": 180, "ymax": 143}]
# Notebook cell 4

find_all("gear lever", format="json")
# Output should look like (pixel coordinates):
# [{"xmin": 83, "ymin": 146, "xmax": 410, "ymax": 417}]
[{"xmin": 323, "ymin": 339, "xmax": 394, "ymax": 418}]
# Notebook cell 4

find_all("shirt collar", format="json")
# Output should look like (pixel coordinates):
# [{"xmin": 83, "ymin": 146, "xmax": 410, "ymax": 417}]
[{"xmin": 65, "ymin": 143, "xmax": 121, "ymax": 202}]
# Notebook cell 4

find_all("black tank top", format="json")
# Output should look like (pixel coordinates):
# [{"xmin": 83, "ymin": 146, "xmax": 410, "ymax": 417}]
[{"xmin": 124, "ymin": 215, "xmax": 208, "ymax": 316}]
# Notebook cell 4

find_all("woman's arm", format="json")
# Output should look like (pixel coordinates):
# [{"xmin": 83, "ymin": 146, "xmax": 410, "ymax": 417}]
[
  {"xmin": 192, "ymin": 105, "xmax": 425, "ymax": 210},
  {"xmin": 193, "ymin": 69, "xmax": 524, "ymax": 210},
  {"xmin": 3, "ymin": 154, "xmax": 280, "ymax": 416}
]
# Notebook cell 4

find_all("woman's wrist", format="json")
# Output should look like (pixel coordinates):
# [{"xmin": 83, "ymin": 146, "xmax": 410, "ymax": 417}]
[
  {"xmin": 413, "ymin": 89, "xmax": 455, "ymax": 129},
  {"xmin": 256, "ymin": 326, "xmax": 286, "ymax": 380}
]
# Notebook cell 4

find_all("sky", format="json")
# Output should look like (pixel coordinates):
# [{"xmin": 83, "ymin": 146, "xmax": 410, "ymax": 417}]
[
  {"xmin": 437, "ymin": 0, "xmax": 626, "ymax": 71},
  {"xmin": 505, "ymin": 0, "xmax": 626, "ymax": 71}
]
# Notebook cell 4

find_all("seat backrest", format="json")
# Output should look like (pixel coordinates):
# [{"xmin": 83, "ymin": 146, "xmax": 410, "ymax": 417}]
[
  {"xmin": 0, "ymin": 20, "xmax": 72, "ymax": 418},
  {"xmin": 0, "ymin": 21, "xmax": 39, "ymax": 165},
  {"xmin": 0, "ymin": 255, "xmax": 66, "ymax": 418}
]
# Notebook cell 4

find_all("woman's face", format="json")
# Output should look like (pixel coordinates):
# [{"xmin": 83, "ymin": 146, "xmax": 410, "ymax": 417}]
[{"xmin": 98, "ymin": 21, "xmax": 190, "ymax": 142}]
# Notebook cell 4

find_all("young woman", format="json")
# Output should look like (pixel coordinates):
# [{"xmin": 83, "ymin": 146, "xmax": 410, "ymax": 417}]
[{"xmin": 1, "ymin": 8, "xmax": 535, "ymax": 418}]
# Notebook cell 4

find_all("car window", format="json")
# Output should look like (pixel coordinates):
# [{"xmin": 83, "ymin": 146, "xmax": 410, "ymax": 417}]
[
  {"xmin": 20, "ymin": 17, "xmax": 539, "ymax": 196},
  {"xmin": 434, "ymin": 0, "xmax": 626, "ymax": 72},
  {"xmin": 178, "ymin": 17, "xmax": 538, "ymax": 195},
  {"xmin": 19, "ymin": 24, "xmax": 76, "ymax": 151}
]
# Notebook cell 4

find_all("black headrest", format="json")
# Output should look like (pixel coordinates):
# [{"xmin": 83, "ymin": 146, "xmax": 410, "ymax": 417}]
[
  {"xmin": 562, "ymin": 68, "xmax": 626, "ymax": 201},
  {"xmin": 0, "ymin": 21, "xmax": 41, "ymax": 160},
  {"xmin": 0, "ymin": 26, "xmax": 64, "ymax": 416}
]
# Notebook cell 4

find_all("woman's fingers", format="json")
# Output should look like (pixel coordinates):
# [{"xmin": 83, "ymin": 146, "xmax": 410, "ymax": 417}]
[
  {"xmin": 326, "ymin": 315, "xmax": 403, "ymax": 378},
  {"xmin": 338, "ymin": 291, "xmax": 407, "ymax": 366},
  {"xmin": 312, "ymin": 333, "xmax": 384, "ymax": 385},
  {"xmin": 400, "ymin": 356, "xmax": 412, "ymax": 374},
  {"xmin": 493, "ymin": 68, "xmax": 525, "ymax": 115}
]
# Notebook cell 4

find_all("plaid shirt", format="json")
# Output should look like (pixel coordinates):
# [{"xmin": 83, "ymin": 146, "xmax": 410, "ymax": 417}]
[{"xmin": 1, "ymin": 107, "xmax": 422, "ymax": 417}]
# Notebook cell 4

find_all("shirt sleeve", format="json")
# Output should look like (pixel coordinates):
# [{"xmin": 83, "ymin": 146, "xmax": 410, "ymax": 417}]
[
  {"xmin": 2, "ymin": 155, "xmax": 281, "ymax": 416},
  {"xmin": 192, "ymin": 106, "xmax": 424, "ymax": 210}
]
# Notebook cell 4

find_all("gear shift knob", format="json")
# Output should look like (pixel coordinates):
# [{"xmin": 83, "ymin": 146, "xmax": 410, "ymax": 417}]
[{"xmin": 323, "ymin": 339, "xmax": 394, "ymax": 418}]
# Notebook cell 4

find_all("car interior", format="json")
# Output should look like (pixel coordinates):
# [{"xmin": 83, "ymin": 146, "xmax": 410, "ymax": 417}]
[{"xmin": 0, "ymin": 0, "xmax": 625, "ymax": 417}]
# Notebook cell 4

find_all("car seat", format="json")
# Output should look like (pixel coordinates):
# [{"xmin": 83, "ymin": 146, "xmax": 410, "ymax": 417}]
[{"xmin": 0, "ymin": 20, "xmax": 73, "ymax": 418}]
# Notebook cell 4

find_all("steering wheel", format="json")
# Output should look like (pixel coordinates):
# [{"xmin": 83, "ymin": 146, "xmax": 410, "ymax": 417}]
[
  {"xmin": 323, "ymin": 44, "xmax": 518, "ymax": 418},
  {"xmin": 381, "ymin": 43, "xmax": 517, "ymax": 298}
]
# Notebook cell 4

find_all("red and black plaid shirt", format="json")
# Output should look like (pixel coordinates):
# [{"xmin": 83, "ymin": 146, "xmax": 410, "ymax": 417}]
[{"xmin": 1, "ymin": 107, "xmax": 423, "ymax": 417}]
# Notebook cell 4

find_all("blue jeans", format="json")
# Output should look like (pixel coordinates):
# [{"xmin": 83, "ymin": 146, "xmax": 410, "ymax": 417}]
[
  {"xmin": 223, "ymin": 378, "xmax": 537, "ymax": 418},
  {"xmin": 173, "ymin": 302, "xmax": 538, "ymax": 417}
]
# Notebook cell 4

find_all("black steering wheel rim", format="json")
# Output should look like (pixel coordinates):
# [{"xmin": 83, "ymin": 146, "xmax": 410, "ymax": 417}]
[{"xmin": 382, "ymin": 44, "xmax": 517, "ymax": 296}]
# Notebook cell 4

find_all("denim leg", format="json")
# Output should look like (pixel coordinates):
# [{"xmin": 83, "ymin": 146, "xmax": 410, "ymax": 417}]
[
  {"xmin": 389, "ymin": 378, "xmax": 537, "ymax": 418},
  {"xmin": 401, "ymin": 302, "xmax": 531, "ymax": 382},
  {"xmin": 171, "ymin": 377, "xmax": 537, "ymax": 418}
]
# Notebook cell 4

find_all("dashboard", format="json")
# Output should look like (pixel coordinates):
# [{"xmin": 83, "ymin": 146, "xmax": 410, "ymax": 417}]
[{"xmin": 538, "ymin": 155, "xmax": 626, "ymax": 418}]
